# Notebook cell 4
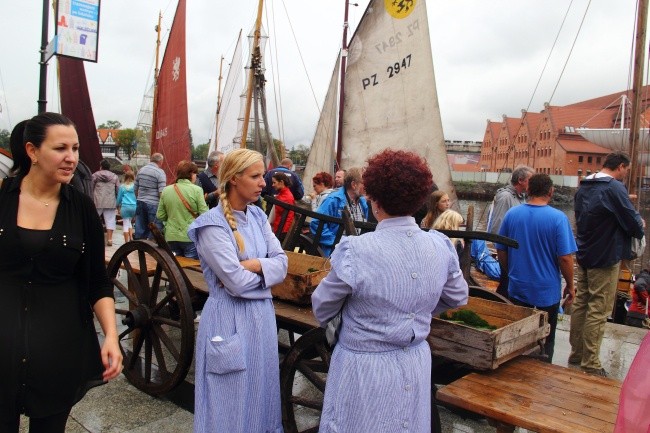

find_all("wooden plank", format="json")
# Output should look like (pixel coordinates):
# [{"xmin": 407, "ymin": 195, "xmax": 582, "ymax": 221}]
[
  {"xmin": 429, "ymin": 319, "xmax": 495, "ymax": 352},
  {"xmin": 428, "ymin": 335, "xmax": 493, "ymax": 369},
  {"xmin": 175, "ymin": 255, "xmax": 201, "ymax": 270},
  {"xmin": 462, "ymin": 372, "xmax": 619, "ymax": 422},
  {"xmin": 502, "ymin": 359, "xmax": 621, "ymax": 404},
  {"xmin": 493, "ymin": 325, "xmax": 549, "ymax": 358},
  {"xmin": 436, "ymin": 358, "xmax": 619, "ymax": 433},
  {"xmin": 494, "ymin": 311, "xmax": 548, "ymax": 345},
  {"xmin": 183, "ymin": 268, "xmax": 209, "ymax": 294},
  {"xmin": 438, "ymin": 378, "xmax": 611, "ymax": 433},
  {"xmin": 273, "ymin": 299, "xmax": 319, "ymax": 329},
  {"xmin": 466, "ymin": 297, "xmax": 536, "ymax": 321}
]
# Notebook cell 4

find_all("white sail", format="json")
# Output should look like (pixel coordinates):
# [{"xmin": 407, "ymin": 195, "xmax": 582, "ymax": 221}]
[
  {"xmin": 212, "ymin": 31, "xmax": 245, "ymax": 155},
  {"xmin": 341, "ymin": 0, "xmax": 457, "ymax": 200},
  {"xmin": 302, "ymin": 54, "xmax": 341, "ymax": 187}
]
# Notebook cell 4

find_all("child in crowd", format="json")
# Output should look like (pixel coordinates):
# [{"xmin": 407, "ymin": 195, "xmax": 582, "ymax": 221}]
[{"xmin": 117, "ymin": 171, "xmax": 137, "ymax": 243}]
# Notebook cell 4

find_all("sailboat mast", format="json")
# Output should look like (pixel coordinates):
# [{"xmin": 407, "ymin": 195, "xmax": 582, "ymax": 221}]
[
  {"xmin": 335, "ymin": 0, "xmax": 352, "ymax": 169},
  {"xmin": 628, "ymin": 0, "xmax": 648, "ymax": 197},
  {"xmin": 150, "ymin": 11, "xmax": 163, "ymax": 150},
  {"xmin": 215, "ymin": 55, "xmax": 224, "ymax": 149},
  {"xmin": 241, "ymin": 0, "xmax": 265, "ymax": 148}
]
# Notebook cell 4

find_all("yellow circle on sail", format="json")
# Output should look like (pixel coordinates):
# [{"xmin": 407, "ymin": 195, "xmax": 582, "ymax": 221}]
[{"xmin": 385, "ymin": 0, "xmax": 417, "ymax": 19}]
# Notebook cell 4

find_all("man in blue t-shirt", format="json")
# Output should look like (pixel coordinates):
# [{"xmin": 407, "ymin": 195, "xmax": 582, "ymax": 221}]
[{"xmin": 495, "ymin": 173, "xmax": 577, "ymax": 363}]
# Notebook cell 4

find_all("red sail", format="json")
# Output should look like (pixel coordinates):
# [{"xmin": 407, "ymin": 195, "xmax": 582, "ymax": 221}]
[
  {"xmin": 151, "ymin": 0, "xmax": 190, "ymax": 184},
  {"xmin": 58, "ymin": 56, "xmax": 103, "ymax": 172}
]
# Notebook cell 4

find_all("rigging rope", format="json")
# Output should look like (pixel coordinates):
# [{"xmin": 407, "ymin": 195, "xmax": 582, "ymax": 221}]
[
  {"xmin": 524, "ymin": 0, "xmax": 574, "ymax": 114},
  {"xmin": 279, "ymin": 0, "xmax": 323, "ymax": 115},
  {"xmin": 497, "ymin": 1, "xmax": 577, "ymax": 173},
  {"xmin": 547, "ymin": 0, "xmax": 592, "ymax": 104},
  {"xmin": 265, "ymin": 0, "xmax": 285, "ymax": 147}
]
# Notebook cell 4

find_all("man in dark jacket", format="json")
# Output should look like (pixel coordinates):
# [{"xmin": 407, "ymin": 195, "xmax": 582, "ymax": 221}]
[
  {"xmin": 569, "ymin": 152, "xmax": 645, "ymax": 376},
  {"xmin": 262, "ymin": 158, "xmax": 304, "ymax": 201},
  {"xmin": 196, "ymin": 151, "xmax": 224, "ymax": 208}
]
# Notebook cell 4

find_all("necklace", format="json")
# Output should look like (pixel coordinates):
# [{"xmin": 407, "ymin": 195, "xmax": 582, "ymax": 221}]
[
  {"xmin": 24, "ymin": 190, "xmax": 51, "ymax": 206},
  {"xmin": 22, "ymin": 179, "xmax": 58, "ymax": 207}
]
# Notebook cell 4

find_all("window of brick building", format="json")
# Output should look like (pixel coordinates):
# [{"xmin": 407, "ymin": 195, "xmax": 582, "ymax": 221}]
[
  {"xmin": 578, "ymin": 156, "xmax": 583, "ymax": 163},
  {"xmin": 588, "ymin": 156, "xmax": 593, "ymax": 164}
]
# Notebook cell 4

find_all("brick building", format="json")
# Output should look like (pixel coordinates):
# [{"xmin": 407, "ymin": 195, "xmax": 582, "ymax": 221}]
[{"xmin": 479, "ymin": 86, "xmax": 650, "ymax": 176}]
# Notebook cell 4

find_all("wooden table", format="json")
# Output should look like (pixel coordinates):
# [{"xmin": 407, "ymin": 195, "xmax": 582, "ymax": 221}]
[{"xmin": 436, "ymin": 357, "xmax": 620, "ymax": 433}]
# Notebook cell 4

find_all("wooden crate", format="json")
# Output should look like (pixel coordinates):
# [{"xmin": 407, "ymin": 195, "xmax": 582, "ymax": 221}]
[
  {"xmin": 271, "ymin": 251, "xmax": 330, "ymax": 305},
  {"xmin": 428, "ymin": 297, "xmax": 550, "ymax": 370},
  {"xmin": 617, "ymin": 268, "xmax": 633, "ymax": 293}
]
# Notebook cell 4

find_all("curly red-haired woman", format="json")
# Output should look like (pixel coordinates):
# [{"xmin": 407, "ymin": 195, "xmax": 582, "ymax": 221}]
[
  {"xmin": 304, "ymin": 171, "xmax": 334, "ymax": 211},
  {"xmin": 312, "ymin": 149, "xmax": 468, "ymax": 433}
]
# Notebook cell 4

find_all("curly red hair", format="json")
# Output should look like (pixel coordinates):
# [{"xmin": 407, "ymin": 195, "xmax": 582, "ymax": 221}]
[
  {"xmin": 312, "ymin": 171, "xmax": 333, "ymax": 188},
  {"xmin": 363, "ymin": 149, "xmax": 433, "ymax": 216}
]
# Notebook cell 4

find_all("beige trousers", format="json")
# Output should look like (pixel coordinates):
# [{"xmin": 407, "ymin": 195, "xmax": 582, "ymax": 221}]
[{"xmin": 569, "ymin": 263, "xmax": 620, "ymax": 370}]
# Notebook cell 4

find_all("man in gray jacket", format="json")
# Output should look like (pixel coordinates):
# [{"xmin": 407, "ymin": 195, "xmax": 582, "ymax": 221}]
[
  {"xmin": 134, "ymin": 153, "xmax": 166, "ymax": 240},
  {"xmin": 487, "ymin": 165, "xmax": 534, "ymax": 296}
]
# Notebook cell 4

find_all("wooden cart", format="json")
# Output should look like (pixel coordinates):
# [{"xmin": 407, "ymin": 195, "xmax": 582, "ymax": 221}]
[{"xmin": 105, "ymin": 202, "xmax": 524, "ymax": 433}]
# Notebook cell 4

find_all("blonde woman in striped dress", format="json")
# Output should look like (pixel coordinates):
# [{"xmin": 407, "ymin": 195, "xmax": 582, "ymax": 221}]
[
  {"xmin": 188, "ymin": 149, "xmax": 287, "ymax": 433},
  {"xmin": 312, "ymin": 149, "xmax": 469, "ymax": 433}
]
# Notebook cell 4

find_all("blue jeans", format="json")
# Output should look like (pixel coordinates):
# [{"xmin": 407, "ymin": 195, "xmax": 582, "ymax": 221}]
[
  {"xmin": 168, "ymin": 241, "xmax": 198, "ymax": 259},
  {"xmin": 134, "ymin": 201, "xmax": 163, "ymax": 240}
]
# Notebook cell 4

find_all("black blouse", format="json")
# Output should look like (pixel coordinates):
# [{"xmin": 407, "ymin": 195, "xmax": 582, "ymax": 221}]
[
  {"xmin": 0, "ymin": 176, "xmax": 113, "ymax": 307},
  {"xmin": 0, "ymin": 176, "xmax": 114, "ymax": 417}
]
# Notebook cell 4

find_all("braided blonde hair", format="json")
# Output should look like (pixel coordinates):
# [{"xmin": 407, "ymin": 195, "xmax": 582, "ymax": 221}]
[{"xmin": 218, "ymin": 149, "xmax": 264, "ymax": 253}]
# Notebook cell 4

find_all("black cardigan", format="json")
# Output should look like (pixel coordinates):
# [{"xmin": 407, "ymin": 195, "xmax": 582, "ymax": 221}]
[{"xmin": 0, "ymin": 176, "xmax": 113, "ymax": 321}]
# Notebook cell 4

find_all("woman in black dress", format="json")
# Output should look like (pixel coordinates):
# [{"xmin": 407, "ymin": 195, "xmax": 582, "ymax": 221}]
[{"xmin": 0, "ymin": 113, "xmax": 122, "ymax": 432}]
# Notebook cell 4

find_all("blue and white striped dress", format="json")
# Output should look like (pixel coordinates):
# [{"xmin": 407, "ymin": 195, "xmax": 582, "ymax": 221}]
[
  {"xmin": 311, "ymin": 216, "xmax": 469, "ymax": 433},
  {"xmin": 188, "ymin": 204, "xmax": 287, "ymax": 433}
]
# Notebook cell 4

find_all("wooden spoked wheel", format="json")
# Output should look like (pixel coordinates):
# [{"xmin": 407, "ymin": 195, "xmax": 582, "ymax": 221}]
[
  {"xmin": 280, "ymin": 328, "xmax": 331, "ymax": 433},
  {"xmin": 106, "ymin": 240, "xmax": 195, "ymax": 396}
]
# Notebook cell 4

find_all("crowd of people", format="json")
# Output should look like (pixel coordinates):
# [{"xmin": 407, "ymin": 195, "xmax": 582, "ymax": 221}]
[{"xmin": 2, "ymin": 111, "xmax": 648, "ymax": 432}]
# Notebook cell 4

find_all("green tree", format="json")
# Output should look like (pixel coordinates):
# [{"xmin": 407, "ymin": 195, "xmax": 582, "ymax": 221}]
[
  {"xmin": 98, "ymin": 120, "xmax": 122, "ymax": 129},
  {"xmin": 288, "ymin": 144, "xmax": 309, "ymax": 166},
  {"xmin": 192, "ymin": 142, "xmax": 210, "ymax": 161},
  {"xmin": 0, "ymin": 129, "xmax": 10, "ymax": 152},
  {"xmin": 116, "ymin": 128, "xmax": 146, "ymax": 159}
]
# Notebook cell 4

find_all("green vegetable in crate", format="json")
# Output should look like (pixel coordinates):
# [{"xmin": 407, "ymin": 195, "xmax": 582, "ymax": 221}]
[{"xmin": 440, "ymin": 309, "xmax": 497, "ymax": 330}]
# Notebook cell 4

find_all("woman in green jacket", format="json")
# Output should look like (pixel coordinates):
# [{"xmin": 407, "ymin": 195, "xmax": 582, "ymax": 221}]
[{"xmin": 157, "ymin": 161, "xmax": 208, "ymax": 258}]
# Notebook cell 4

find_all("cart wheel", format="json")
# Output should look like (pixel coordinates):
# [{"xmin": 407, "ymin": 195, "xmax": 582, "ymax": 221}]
[
  {"xmin": 280, "ymin": 328, "xmax": 331, "ymax": 433},
  {"xmin": 106, "ymin": 240, "xmax": 195, "ymax": 396}
]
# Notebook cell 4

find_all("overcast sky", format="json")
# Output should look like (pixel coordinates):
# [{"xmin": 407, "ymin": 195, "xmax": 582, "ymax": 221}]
[{"xmin": 0, "ymin": 0, "xmax": 642, "ymax": 148}]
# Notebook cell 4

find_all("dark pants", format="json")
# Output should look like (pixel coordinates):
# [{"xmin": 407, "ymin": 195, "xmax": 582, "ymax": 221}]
[
  {"xmin": 168, "ymin": 241, "xmax": 198, "ymax": 259},
  {"xmin": 1, "ymin": 408, "xmax": 71, "ymax": 433},
  {"xmin": 510, "ymin": 298, "xmax": 560, "ymax": 363},
  {"xmin": 134, "ymin": 201, "xmax": 163, "ymax": 240}
]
